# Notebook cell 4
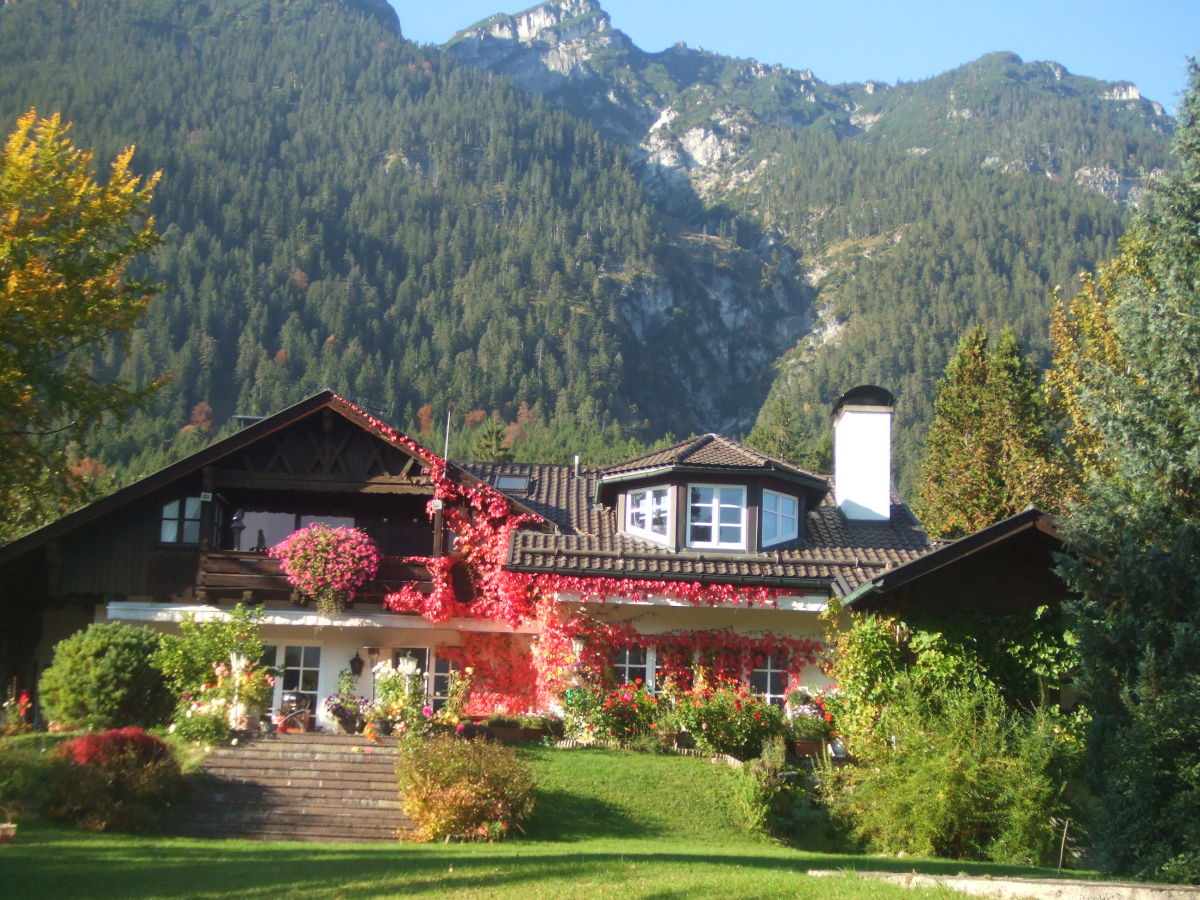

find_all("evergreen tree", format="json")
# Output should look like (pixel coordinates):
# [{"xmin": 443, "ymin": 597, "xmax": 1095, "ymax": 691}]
[
  {"xmin": 915, "ymin": 325, "xmax": 1065, "ymax": 539},
  {"xmin": 470, "ymin": 414, "xmax": 511, "ymax": 463},
  {"xmin": 1056, "ymin": 63, "xmax": 1200, "ymax": 884}
]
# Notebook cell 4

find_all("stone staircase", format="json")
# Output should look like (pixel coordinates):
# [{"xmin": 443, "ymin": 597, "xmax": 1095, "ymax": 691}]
[{"xmin": 174, "ymin": 732, "xmax": 412, "ymax": 842}]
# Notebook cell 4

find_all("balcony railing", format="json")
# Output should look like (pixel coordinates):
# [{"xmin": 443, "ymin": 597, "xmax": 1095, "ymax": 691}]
[{"xmin": 197, "ymin": 550, "xmax": 433, "ymax": 604}]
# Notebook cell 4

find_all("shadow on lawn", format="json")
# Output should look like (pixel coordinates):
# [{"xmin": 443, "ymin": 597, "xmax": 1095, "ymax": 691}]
[
  {"xmin": 522, "ymin": 787, "xmax": 654, "ymax": 841},
  {"xmin": 5, "ymin": 821, "xmax": 1084, "ymax": 900}
]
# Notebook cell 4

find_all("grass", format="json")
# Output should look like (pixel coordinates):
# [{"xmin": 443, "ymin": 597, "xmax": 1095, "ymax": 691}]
[{"xmin": 0, "ymin": 742, "xmax": 1099, "ymax": 899}]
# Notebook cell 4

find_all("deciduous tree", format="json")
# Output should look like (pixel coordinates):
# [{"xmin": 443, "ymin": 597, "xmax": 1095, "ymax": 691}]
[{"xmin": 0, "ymin": 110, "xmax": 161, "ymax": 540}]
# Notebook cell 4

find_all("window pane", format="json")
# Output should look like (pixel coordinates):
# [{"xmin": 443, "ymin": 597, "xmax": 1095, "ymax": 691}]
[
  {"xmin": 302, "ymin": 646, "xmax": 321, "ymax": 668},
  {"xmin": 719, "ymin": 487, "xmax": 743, "ymax": 505},
  {"xmin": 300, "ymin": 671, "xmax": 319, "ymax": 692},
  {"xmin": 260, "ymin": 646, "xmax": 277, "ymax": 668},
  {"xmin": 690, "ymin": 523, "xmax": 712, "ymax": 543},
  {"xmin": 691, "ymin": 486, "xmax": 712, "ymax": 505},
  {"xmin": 162, "ymin": 500, "xmax": 179, "ymax": 519},
  {"xmin": 763, "ymin": 492, "xmax": 777, "ymax": 515},
  {"xmin": 284, "ymin": 646, "xmax": 301, "ymax": 668},
  {"xmin": 719, "ymin": 505, "xmax": 742, "ymax": 525},
  {"xmin": 182, "ymin": 520, "xmax": 201, "ymax": 544},
  {"xmin": 282, "ymin": 670, "xmax": 299, "ymax": 691},
  {"xmin": 184, "ymin": 497, "xmax": 203, "ymax": 519},
  {"xmin": 300, "ymin": 515, "xmax": 354, "ymax": 530},
  {"xmin": 719, "ymin": 525, "xmax": 741, "ymax": 543},
  {"xmin": 763, "ymin": 517, "xmax": 778, "ymax": 543},
  {"xmin": 160, "ymin": 519, "xmax": 177, "ymax": 543}
]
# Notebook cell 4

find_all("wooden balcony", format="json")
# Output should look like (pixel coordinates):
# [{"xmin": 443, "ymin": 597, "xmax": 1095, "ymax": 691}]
[{"xmin": 196, "ymin": 551, "xmax": 434, "ymax": 604}]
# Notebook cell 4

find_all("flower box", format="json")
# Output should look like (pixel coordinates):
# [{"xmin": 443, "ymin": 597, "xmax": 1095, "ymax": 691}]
[{"xmin": 792, "ymin": 738, "xmax": 825, "ymax": 758}]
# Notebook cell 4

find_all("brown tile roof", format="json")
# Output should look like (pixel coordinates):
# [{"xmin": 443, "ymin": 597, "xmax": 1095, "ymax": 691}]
[
  {"xmin": 457, "ymin": 457, "xmax": 931, "ymax": 595},
  {"xmin": 600, "ymin": 433, "xmax": 825, "ymax": 482}
]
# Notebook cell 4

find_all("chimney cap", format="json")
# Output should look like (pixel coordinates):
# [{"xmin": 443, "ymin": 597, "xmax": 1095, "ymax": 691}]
[{"xmin": 833, "ymin": 385, "xmax": 894, "ymax": 418}]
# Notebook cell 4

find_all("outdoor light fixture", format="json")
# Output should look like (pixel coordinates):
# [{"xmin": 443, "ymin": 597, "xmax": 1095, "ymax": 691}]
[
  {"xmin": 349, "ymin": 651, "xmax": 365, "ymax": 677},
  {"xmin": 396, "ymin": 654, "xmax": 419, "ymax": 676},
  {"xmin": 571, "ymin": 637, "xmax": 585, "ymax": 657}
]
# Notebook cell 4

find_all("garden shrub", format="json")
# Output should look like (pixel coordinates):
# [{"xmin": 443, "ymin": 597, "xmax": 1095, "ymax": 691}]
[
  {"xmin": 726, "ymin": 738, "xmax": 842, "ymax": 849},
  {"xmin": 674, "ymin": 679, "xmax": 786, "ymax": 760},
  {"xmin": 819, "ymin": 681, "xmax": 1082, "ymax": 865},
  {"xmin": 0, "ymin": 741, "xmax": 56, "ymax": 820},
  {"xmin": 39, "ymin": 622, "xmax": 174, "ymax": 730},
  {"xmin": 47, "ymin": 727, "xmax": 185, "ymax": 832},
  {"xmin": 396, "ymin": 734, "xmax": 535, "ymax": 841}
]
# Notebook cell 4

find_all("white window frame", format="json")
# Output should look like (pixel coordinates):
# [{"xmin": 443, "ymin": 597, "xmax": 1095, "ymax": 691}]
[
  {"xmin": 270, "ymin": 643, "xmax": 322, "ymax": 714},
  {"xmin": 612, "ymin": 645, "xmax": 658, "ymax": 692},
  {"xmin": 761, "ymin": 489, "xmax": 798, "ymax": 547},
  {"xmin": 625, "ymin": 486, "xmax": 672, "ymax": 545},
  {"xmin": 686, "ymin": 484, "xmax": 747, "ymax": 550},
  {"xmin": 750, "ymin": 652, "xmax": 788, "ymax": 707}
]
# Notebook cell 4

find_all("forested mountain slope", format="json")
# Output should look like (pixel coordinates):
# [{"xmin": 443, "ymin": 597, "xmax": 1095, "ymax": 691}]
[
  {"xmin": 447, "ymin": 0, "xmax": 1172, "ymax": 492},
  {"xmin": 0, "ymin": 0, "xmax": 808, "ymax": 477},
  {"xmin": 0, "ymin": 0, "xmax": 1175, "ymax": 496}
]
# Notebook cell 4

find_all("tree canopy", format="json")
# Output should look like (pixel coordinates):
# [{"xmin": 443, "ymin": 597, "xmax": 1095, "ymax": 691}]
[
  {"xmin": 0, "ymin": 110, "xmax": 160, "ymax": 540},
  {"xmin": 913, "ymin": 325, "xmax": 1065, "ymax": 539},
  {"xmin": 1056, "ymin": 62, "xmax": 1200, "ymax": 884}
]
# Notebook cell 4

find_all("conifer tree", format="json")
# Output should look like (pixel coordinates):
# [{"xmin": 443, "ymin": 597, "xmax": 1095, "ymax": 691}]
[
  {"xmin": 470, "ymin": 414, "xmax": 511, "ymax": 463},
  {"xmin": 1056, "ymin": 62, "xmax": 1200, "ymax": 884},
  {"xmin": 915, "ymin": 326, "xmax": 1065, "ymax": 539}
]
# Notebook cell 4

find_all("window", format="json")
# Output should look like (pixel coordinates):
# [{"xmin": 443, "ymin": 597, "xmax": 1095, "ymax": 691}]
[
  {"xmin": 431, "ymin": 656, "xmax": 459, "ymax": 712},
  {"xmin": 393, "ymin": 647, "xmax": 431, "ymax": 700},
  {"xmin": 493, "ymin": 474, "xmax": 530, "ymax": 494},
  {"xmin": 761, "ymin": 490, "xmax": 798, "ymax": 546},
  {"xmin": 612, "ymin": 645, "xmax": 649, "ymax": 687},
  {"xmin": 237, "ymin": 511, "xmax": 354, "ymax": 551},
  {"xmin": 687, "ymin": 485, "xmax": 746, "ymax": 549},
  {"xmin": 626, "ymin": 486, "xmax": 671, "ymax": 543},
  {"xmin": 280, "ymin": 645, "xmax": 321, "ymax": 713},
  {"xmin": 160, "ymin": 497, "xmax": 202, "ymax": 544},
  {"xmin": 750, "ymin": 653, "xmax": 788, "ymax": 706}
]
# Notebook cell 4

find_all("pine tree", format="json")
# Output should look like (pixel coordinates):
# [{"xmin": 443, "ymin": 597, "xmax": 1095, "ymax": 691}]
[
  {"xmin": 915, "ymin": 325, "xmax": 1066, "ymax": 539},
  {"xmin": 470, "ymin": 414, "xmax": 511, "ymax": 463},
  {"xmin": 1055, "ymin": 63, "xmax": 1200, "ymax": 884}
]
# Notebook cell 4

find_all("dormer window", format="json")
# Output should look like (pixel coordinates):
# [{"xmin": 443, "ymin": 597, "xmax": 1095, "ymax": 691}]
[
  {"xmin": 687, "ymin": 485, "xmax": 746, "ymax": 550},
  {"xmin": 626, "ymin": 486, "xmax": 671, "ymax": 544},
  {"xmin": 762, "ymin": 490, "xmax": 798, "ymax": 546}
]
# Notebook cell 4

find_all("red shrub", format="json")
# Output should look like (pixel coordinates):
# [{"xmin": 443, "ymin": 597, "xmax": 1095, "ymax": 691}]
[{"xmin": 56, "ymin": 727, "xmax": 173, "ymax": 767}]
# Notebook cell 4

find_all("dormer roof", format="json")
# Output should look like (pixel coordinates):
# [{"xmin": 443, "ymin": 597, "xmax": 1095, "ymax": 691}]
[{"xmin": 595, "ymin": 433, "xmax": 828, "ymax": 508}]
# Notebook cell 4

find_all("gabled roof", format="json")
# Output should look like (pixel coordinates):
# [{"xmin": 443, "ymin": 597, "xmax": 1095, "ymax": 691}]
[
  {"xmin": 596, "ymin": 433, "xmax": 828, "ymax": 506},
  {"xmin": 458, "ymin": 458, "xmax": 929, "ymax": 593},
  {"xmin": 843, "ymin": 507, "xmax": 1065, "ymax": 613},
  {"xmin": 0, "ymin": 391, "xmax": 467, "ymax": 565}
]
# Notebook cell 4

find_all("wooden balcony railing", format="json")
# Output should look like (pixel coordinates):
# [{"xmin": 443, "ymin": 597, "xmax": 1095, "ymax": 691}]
[{"xmin": 196, "ymin": 550, "xmax": 434, "ymax": 604}]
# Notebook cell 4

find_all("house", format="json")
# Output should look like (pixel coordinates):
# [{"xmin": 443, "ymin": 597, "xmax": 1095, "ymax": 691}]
[{"xmin": 0, "ymin": 386, "xmax": 937, "ymax": 727}]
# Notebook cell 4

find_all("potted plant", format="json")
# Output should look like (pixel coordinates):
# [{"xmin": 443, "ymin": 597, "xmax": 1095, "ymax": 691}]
[
  {"xmin": 518, "ymin": 714, "xmax": 549, "ymax": 742},
  {"xmin": 787, "ymin": 689, "xmax": 834, "ymax": 757},
  {"xmin": 485, "ymin": 713, "xmax": 524, "ymax": 744},
  {"xmin": 0, "ymin": 803, "xmax": 16, "ymax": 843},
  {"xmin": 324, "ymin": 669, "xmax": 368, "ymax": 734},
  {"xmin": 269, "ymin": 524, "xmax": 380, "ymax": 616}
]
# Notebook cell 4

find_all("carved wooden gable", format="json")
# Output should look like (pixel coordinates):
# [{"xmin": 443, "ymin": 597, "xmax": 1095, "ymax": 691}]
[{"xmin": 208, "ymin": 409, "xmax": 432, "ymax": 494}]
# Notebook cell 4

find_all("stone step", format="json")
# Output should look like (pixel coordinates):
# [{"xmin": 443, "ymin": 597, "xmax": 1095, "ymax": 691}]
[
  {"xmin": 181, "ymin": 818, "xmax": 409, "ymax": 843},
  {"xmin": 195, "ymin": 776, "xmax": 398, "ymax": 799}
]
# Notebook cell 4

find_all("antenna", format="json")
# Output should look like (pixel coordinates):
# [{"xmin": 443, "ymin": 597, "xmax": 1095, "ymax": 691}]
[
  {"xmin": 574, "ymin": 454, "xmax": 580, "ymax": 477},
  {"xmin": 443, "ymin": 404, "xmax": 454, "ymax": 460}
]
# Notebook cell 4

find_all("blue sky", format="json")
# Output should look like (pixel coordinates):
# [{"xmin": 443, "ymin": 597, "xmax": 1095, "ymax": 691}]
[{"xmin": 388, "ymin": 1, "xmax": 1198, "ymax": 113}]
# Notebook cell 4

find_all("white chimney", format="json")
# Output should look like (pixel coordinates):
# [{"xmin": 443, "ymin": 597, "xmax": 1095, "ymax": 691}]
[{"xmin": 832, "ymin": 385, "xmax": 894, "ymax": 521}]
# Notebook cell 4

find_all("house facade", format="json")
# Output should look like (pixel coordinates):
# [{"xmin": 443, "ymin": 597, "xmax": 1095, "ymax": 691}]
[{"xmin": 0, "ymin": 387, "xmax": 934, "ymax": 729}]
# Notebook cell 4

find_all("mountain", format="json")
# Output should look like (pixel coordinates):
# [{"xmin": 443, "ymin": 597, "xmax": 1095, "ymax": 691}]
[
  {"xmin": 446, "ymin": 0, "xmax": 1172, "ymax": 490},
  {"xmin": 0, "ymin": 0, "xmax": 1175, "ymax": 497}
]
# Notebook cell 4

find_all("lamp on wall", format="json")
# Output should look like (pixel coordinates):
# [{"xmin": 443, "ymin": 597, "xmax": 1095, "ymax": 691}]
[
  {"xmin": 396, "ymin": 654, "xmax": 419, "ymax": 676},
  {"xmin": 571, "ymin": 637, "xmax": 586, "ymax": 658},
  {"xmin": 349, "ymin": 651, "xmax": 365, "ymax": 677}
]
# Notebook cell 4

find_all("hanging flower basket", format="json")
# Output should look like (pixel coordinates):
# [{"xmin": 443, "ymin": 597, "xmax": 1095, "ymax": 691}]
[{"xmin": 270, "ymin": 524, "xmax": 380, "ymax": 616}]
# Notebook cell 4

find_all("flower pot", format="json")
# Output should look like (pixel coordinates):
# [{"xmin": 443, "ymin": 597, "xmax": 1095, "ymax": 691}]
[
  {"xmin": 520, "ymin": 727, "xmax": 546, "ymax": 742},
  {"xmin": 792, "ymin": 738, "xmax": 824, "ymax": 758},
  {"xmin": 0, "ymin": 823, "xmax": 16, "ymax": 844},
  {"xmin": 488, "ymin": 725, "xmax": 524, "ymax": 745}
]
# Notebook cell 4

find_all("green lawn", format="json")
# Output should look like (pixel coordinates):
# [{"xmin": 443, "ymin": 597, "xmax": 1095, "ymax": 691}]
[{"xmin": 0, "ymin": 744, "xmax": 1095, "ymax": 899}]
